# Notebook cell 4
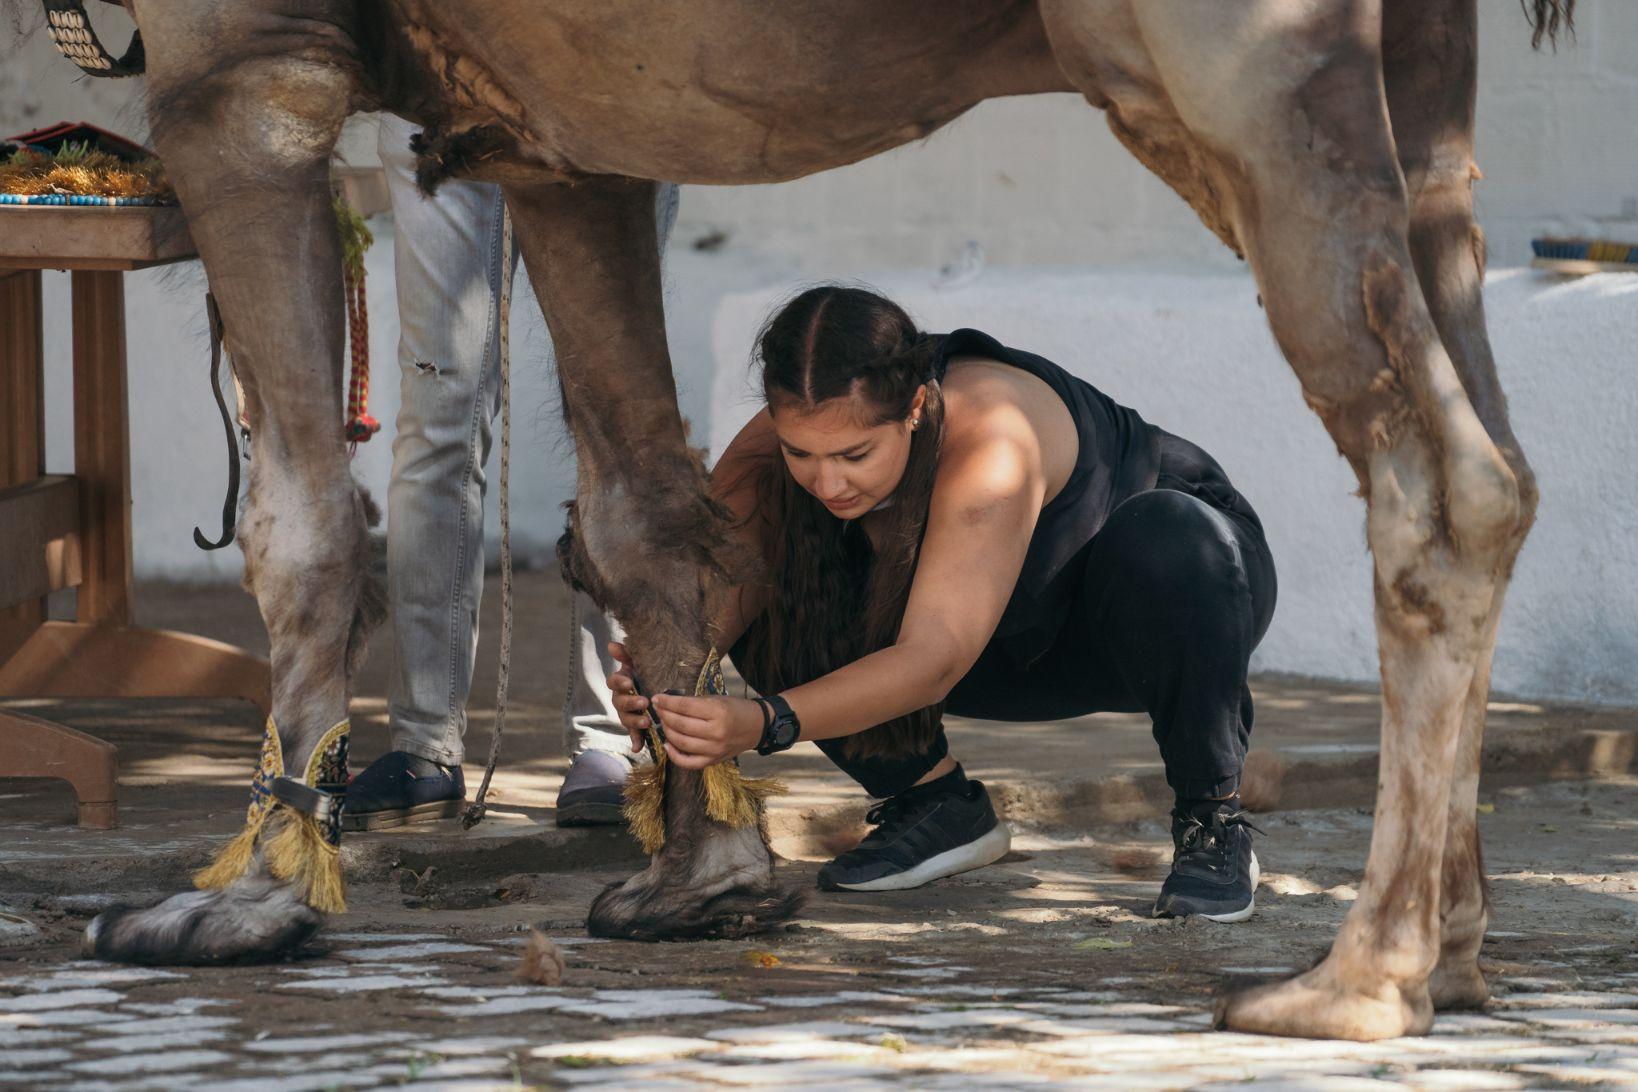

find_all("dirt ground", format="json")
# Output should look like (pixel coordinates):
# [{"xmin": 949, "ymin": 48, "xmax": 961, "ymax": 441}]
[
  {"xmin": 3, "ymin": 575, "xmax": 1638, "ymax": 1088},
  {"xmin": 3, "ymin": 778, "xmax": 1638, "ymax": 1089}
]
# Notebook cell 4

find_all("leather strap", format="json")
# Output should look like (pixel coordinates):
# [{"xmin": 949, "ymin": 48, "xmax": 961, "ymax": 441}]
[
  {"xmin": 270, "ymin": 776, "xmax": 340, "ymax": 826},
  {"xmin": 193, "ymin": 293, "xmax": 239, "ymax": 551},
  {"xmin": 756, "ymin": 694, "xmax": 799, "ymax": 755}
]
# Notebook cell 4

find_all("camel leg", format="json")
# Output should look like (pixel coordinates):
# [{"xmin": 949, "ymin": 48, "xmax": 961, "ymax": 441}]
[
  {"xmin": 500, "ymin": 177, "xmax": 798, "ymax": 939},
  {"xmin": 85, "ymin": 1, "xmax": 376, "ymax": 963},
  {"xmin": 1383, "ymin": 0, "xmax": 1539, "ymax": 1009},
  {"xmin": 1041, "ymin": 0, "xmax": 1530, "ymax": 1038},
  {"xmin": 1211, "ymin": 46, "xmax": 1529, "ymax": 1043}
]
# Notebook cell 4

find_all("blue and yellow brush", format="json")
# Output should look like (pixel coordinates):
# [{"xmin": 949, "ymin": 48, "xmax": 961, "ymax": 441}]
[{"xmin": 1532, "ymin": 237, "xmax": 1638, "ymax": 273}]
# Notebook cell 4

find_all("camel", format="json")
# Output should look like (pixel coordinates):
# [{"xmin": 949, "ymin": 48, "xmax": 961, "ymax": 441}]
[{"xmin": 66, "ymin": 0, "xmax": 1572, "ymax": 1041}]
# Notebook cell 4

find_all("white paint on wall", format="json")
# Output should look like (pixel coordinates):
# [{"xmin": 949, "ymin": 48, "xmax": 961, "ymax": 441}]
[{"xmin": 708, "ymin": 267, "xmax": 1638, "ymax": 706}]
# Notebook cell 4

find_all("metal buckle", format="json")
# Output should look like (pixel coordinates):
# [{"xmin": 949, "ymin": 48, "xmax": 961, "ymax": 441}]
[{"xmin": 271, "ymin": 777, "xmax": 340, "ymax": 826}]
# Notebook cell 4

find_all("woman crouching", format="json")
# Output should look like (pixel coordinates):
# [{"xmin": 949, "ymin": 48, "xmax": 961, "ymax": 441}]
[{"xmin": 609, "ymin": 285, "xmax": 1277, "ymax": 922}]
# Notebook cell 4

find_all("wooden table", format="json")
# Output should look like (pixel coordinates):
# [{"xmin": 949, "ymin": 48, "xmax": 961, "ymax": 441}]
[{"xmin": 0, "ymin": 205, "xmax": 272, "ymax": 828}]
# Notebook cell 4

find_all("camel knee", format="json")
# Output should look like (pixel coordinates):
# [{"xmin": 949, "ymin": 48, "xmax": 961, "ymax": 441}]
[
  {"xmin": 239, "ymin": 475, "xmax": 382, "ymax": 675},
  {"xmin": 1445, "ymin": 441, "xmax": 1526, "ymax": 564},
  {"xmin": 569, "ymin": 454, "xmax": 760, "ymax": 651},
  {"xmin": 1351, "ymin": 255, "xmax": 1527, "ymax": 567},
  {"xmin": 144, "ymin": 4, "xmax": 356, "ymax": 158},
  {"xmin": 1503, "ymin": 449, "xmax": 1539, "ymax": 550}
]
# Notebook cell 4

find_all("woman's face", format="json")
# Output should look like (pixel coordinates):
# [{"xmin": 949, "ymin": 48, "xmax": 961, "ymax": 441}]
[{"xmin": 771, "ymin": 388, "xmax": 924, "ymax": 520}]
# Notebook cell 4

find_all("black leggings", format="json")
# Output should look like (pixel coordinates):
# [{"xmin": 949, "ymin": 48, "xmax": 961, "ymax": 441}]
[{"xmin": 818, "ymin": 488, "xmax": 1278, "ymax": 799}]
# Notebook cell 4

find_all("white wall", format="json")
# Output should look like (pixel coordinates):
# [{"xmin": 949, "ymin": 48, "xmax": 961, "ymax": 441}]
[
  {"xmin": 709, "ymin": 268, "xmax": 1638, "ymax": 706},
  {"xmin": 3, "ymin": 3, "xmax": 1636, "ymax": 703}
]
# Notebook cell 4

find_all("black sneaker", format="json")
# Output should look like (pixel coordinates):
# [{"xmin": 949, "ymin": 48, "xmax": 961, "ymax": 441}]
[
  {"xmin": 1152, "ymin": 805, "xmax": 1262, "ymax": 922},
  {"xmin": 818, "ymin": 774, "xmax": 1011, "ymax": 892},
  {"xmin": 340, "ymin": 751, "xmax": 465, "ymax": 831},
  {"xmin": 555, "ymin": 750, "xmax": 634, "ymax": 828}
]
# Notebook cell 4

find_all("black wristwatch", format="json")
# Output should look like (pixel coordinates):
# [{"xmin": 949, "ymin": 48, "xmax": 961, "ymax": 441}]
[{"xmin": 755, "ymin": 694, "xmax": 801, "ymax": 755}]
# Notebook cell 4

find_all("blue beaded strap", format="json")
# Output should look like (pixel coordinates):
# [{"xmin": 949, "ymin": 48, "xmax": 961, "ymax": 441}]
[{"xmin": 0, "ymin": 193, "xmax": 168, "ymax": 206}]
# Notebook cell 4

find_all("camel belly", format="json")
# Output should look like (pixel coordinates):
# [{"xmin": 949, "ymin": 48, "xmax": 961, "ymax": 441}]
[{"xmin": 379, "ymin": 0, "xmax": 1069, "ymax": 186}]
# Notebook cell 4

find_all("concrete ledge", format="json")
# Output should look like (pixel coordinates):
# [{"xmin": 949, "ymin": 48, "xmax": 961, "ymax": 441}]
[{"xmin": 764, "ymin": 699, "xmax": 1638, "ymax": 859}]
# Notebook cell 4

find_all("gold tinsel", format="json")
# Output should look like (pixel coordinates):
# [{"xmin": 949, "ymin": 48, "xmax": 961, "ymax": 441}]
[
  {"xmin": 193, "ymin": 719, "xmax": 348, "ymax": 914},
  {"xmin": 623, "ymin": 649, "xmax": 788, "ymax": 855},
  {"xmin": 0, "ymin": 146, "xmax": 173, "ymax": 200}
]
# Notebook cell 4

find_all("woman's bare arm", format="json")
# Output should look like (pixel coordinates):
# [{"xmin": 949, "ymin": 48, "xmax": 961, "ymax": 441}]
[
  {"xmin": 619, "ymin": 395, "xmax": 1052, "ymax": 764},
  {"xmin": 774, "ymin": 421, "xmax": 1045, "ymax": 741}
]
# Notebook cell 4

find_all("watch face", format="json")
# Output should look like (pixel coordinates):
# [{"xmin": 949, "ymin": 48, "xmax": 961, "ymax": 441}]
[{"xmin": 772, "ymin": 716, "xmax": 799, "ymax": 748}]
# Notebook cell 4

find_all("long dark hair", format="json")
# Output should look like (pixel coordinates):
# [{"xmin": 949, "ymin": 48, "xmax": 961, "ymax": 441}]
[{"xmin": 733, "ymin": 285, "xmax": 946, "ymax": 759}]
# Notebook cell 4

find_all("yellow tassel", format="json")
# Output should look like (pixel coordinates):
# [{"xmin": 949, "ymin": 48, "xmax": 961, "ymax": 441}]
[
  {"xmin": 192, "ymin": 815, "xmax": 267, "ymax": 891},
  {"xmin": 193, "ymin": 718, "xmax": 350, "ymax": 914},
  {"xmin": 194, "ymin": 716, "xmax": 283, "ymax": 892},
  {"xmin": 702, "ymin": 763, "xmax": 787, "ymax": 828},
  {"xmin": 623, "ymin": 761, "xmax": 668, "ymax": 855},
  {"xmin": 264, "ymin": 809, "xmax": 346, "ymax": 914},
  {"xmin": 619, "ymin": 649, "xmax": 792, "ymax": 853}
]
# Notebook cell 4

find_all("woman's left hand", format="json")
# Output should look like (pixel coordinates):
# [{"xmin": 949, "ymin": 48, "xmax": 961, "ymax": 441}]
[{"xmin": 651, "ymin": 693, "xmax": 766, "ymax": 769}]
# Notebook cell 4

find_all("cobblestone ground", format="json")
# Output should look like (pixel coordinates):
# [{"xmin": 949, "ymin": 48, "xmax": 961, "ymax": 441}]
[{"xmin": 5, "ymin": 779, "xmax": 1638, "ymax": 1090}]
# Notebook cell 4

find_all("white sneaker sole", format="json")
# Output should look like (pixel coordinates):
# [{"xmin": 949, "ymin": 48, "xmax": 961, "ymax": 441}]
[
  {"xmin": 830, "ymin": 824, "xmax": 1013, "ymax": 892},
  {"xmin": 1190, "ymin": 851, "xmax": 1261, "ymax": 924}
]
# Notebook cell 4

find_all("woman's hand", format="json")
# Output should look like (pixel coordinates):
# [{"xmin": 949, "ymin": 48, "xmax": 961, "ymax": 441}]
[
  {"xmin": 651, "ymin": 692, "xmax": 766, "ymax": 769},
  {"xmin": 605, "ymin": 642, "xmax": 653, "ymax": 755},
  {"xmin": 605, "ymin": 642, "xmax": 767, "ymax": 767}
]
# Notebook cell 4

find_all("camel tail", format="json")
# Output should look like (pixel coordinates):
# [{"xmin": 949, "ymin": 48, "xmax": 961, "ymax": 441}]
[{"xmin": 1522, "ymin": 0, "xmax": 1576, "ymax": 51}]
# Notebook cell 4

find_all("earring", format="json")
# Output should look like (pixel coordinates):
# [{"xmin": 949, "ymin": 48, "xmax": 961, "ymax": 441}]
[{"xmin": 910, "ymin": 417, "xmax": 921, "ymax": 431}]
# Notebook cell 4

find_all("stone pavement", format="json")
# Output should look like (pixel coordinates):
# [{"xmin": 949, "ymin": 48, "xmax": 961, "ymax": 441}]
[
  {"xmin": 4, "ymin": 575, "xmax": 1638, "ymax": 1088},
  {"xmin": 4, "ymin": 879, "xmax": 1638, "ymax": 1088},
  {"xmin": 4, "ymin": 775, "xmax": 1638, "ymax": 1090}
]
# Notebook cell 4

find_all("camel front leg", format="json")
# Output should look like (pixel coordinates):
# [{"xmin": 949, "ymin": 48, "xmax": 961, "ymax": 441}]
[
  {"xmin": 502, "ymin": 177, "xmax": 798, "ymax": 939},
  {"xmin": 84, "ymin": 2, "xmax": 376, "ymax": 963}
]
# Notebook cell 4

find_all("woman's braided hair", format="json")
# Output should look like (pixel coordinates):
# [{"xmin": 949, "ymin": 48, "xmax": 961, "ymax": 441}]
[{"xmin": 732, "ymin": 285, "xmax": 946, "ymax": 759}]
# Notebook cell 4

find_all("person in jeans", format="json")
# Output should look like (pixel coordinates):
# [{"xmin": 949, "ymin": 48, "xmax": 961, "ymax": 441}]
[
  {"xmin": 606, "ymin": 285, "xmax": 1277, "ymax": 922},
  {"xmin": 343, "ymin": 113, "xmax": 680, "ymax": 829}
]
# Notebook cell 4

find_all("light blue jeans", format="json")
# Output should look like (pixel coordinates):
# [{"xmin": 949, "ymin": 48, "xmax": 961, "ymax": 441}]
[{"xmin": 377, "ymin": 114, "xmax": 678, "ymax": 767}]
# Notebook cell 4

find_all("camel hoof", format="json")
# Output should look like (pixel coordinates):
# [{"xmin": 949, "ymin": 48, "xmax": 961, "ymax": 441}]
[
  {"xmin": 1429, "ymin": 960, "xmax": 1490, "ymax": 1011},
  {"xmin": 1214, "ymin": 964, "xmax": 1432, "ymax": 1041},
  {"xmin": 83, "ymin": 876, "xmax": 321, "ymax": 965},
  {"xmin": 587, "ymin": 876, "xmax": 804, "ymax": 942}
]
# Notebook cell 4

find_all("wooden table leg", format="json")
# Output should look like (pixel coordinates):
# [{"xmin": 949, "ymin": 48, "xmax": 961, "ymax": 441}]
[
  {"xmin": 1, "ymin": 270, "xmax": 271, "ymax": 831},
  {"xmin": 1, "ymin": 270, "xmax": 46, "ymax": 649},
  {"xmin": 0, "ymin": 707, "xmax": 118, "ymax": 829},
  {"xmin": 71, "ymin": 269, "xmax": 133, "ymax": 628}
]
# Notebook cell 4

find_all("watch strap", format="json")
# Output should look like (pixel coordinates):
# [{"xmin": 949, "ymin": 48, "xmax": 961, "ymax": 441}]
[{"xmin": 756, "ymin": 694, "xmax": 800, "ymax": 755}]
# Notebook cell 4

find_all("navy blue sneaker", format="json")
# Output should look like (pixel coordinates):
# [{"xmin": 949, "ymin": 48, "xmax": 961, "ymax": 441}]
[
  {"xmin": 1152, "ymin": 805, "xmax": 1262, "ymax": 922},
  {"xmin": 555, "ymin": 750, "xmax": 634, "ymax": 828},
  {"xmin": 340, "ymin": 751, "xmax": 465, "ymax": 831},
  {"xmin": 818, "ymin": 773, "xmax": 1011, "ymax": 892}
]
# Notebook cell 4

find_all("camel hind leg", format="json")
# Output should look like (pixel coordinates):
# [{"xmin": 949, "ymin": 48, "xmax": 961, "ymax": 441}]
[
  {"xmin": 1042, "ymin": 0, "xmax": 1531, "ymax": 1038},
  {"xmin": 84, "ymin": 1, "xmax": 375, "ymax": 964},
  {"xmin": 1383, "ymin": 0, "xmax": 1539, "ymax": 1010},
  {"xmin": 1199, "ymin": 12, "xmax": 1531, "ymax": 1039}
]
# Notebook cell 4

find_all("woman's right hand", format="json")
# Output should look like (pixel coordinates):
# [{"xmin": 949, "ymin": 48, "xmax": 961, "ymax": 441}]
[{"xmin": 605, "ymin": 642, "xmax": 651, "ymax": 754}]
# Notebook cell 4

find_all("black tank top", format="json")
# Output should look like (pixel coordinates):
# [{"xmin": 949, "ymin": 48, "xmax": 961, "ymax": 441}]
[{"xmin": 933, "ymin": 329, "xmax": 1261, "ymax": 666}]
